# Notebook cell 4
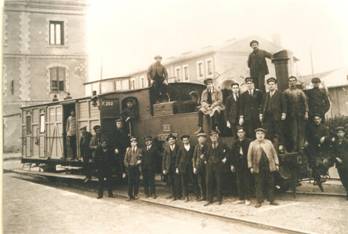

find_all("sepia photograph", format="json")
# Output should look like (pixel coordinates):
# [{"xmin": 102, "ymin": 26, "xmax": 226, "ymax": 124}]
[{"xmin": 2, "ymin": 0, "xmax": 348, "ymax": 233}]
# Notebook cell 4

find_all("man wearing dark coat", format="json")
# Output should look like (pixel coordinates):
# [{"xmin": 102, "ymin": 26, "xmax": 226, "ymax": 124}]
[
  {"xmin": 239, "ymin": 77, "xmax": 263, "ymax": 138},
  {"xmin": 247, "ymin": 40, "xmax": 273, "ymax": 91},
  {"xmin": 332, "ymin": 126, "xmax": 348, "ymax": 200},
  {"xmin": 305, "ymin": 114, "xmax": 329, "ymax": 191},
  {"xmin": 162, "ymin": 134, "xmax": 182, "ymax": 200},
  {"xmin": 230, "ymin": 127, "xmax": 252, "ymax": 205},
  {"xmin": 192, "ymin": 132, "xmax": 208, "ymax": 201},
  {"xmin": 283, "ymin": 76, "xmax": 309, "ymax": 152},
  {"xmin": 306, "ymin": 77, "xmax": 330, "ymax": 121},
  {"xmin": 121, "ymin": 99, "xmax": 138, "ymax": 136},
  {"xmin": 147, "ymin": 55, "xmax": 169, "ymax": 103},
  {"xmin": 142, "ymin": 136, "xmax": 160, "ymax": 199},
  {"xmin": 113, "ymin": 118, "xmax": 129, "ymax": 178},
  {"xmin": 79, "ymin": 126, "xmax": 92, "ymax": 182},
  {"xmin": 89, "ymin": 125, "xmax": 102, "ymax": 160},
  {"xmin": 261, "ymin": 77, "xmax": 287, "ymax": 147},
  {"xmin": 176, "ymin": 135, "xmax": 194, "ymax": 202},
  {"xmin": 94, "ymin": 139, "xmax": 114, "ymax": 199},
  {"xmin": 204, "ymin": 130, "xmax": 228, "ymax": 206},
  {"xmin": 225, "ymin": 82, "xmax": 240, "ymax": 137}
]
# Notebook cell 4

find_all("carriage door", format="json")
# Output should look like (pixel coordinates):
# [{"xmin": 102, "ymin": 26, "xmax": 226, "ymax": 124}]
[
  {"xmin": 47, "ymin": 105, "xmax": 64, "ymax": 159},
  {"xmin": 100, "ymin": 95, "xmax": 120, "ymax": 142},
  {"xmin": 62, "ymin": 102, "xmax": 77, "ymax": 159}
]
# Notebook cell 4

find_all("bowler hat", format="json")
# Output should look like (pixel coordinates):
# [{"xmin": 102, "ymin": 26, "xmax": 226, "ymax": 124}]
[
  {"xmin": 266, "ymin": 77, "xmax": 277, "ymax": 84},
  {"xmin": 249, "ymin": 40, "xmax": 259, "ymax": 47}
]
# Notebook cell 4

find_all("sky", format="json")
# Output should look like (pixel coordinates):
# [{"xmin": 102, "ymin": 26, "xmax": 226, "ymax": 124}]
[{"xmin": 86, "ymin": 0, "xmax": 348, "ymax": 81}]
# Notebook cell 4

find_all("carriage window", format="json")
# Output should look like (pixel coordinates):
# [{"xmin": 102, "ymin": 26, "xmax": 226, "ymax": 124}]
[
  {"xmin": 40, "ymin": 113, "xmax": 45, "ymax": 133},
  {"xmin": 26, "ymin": 116, "xmax": 32, "ymax": 135}
]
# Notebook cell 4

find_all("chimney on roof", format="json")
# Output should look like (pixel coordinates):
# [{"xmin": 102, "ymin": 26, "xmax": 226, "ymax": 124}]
[{"xmin": 272, "ymin": 33, "xmax": 282, "ymax": 47}]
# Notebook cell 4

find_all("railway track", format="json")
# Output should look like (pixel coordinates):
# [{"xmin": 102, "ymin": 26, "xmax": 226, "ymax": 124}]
[{"xmin": 6, "ymin": 168, "xmax": 347, "ymax": 234}]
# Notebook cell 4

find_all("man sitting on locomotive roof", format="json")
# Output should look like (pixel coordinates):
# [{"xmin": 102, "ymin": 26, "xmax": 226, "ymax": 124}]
[
  {"xmin": 305, "ymin": 114, "xmax": 329, "ymax": 192},
  {"xmin": 283, "ymin": 76, "xmax": 309, "ymax": 152},
  {"xmin": 66, "ymin": 110, "xmax": 77, "ymax": 160},
  {"xmin": 79, "ymin": 126, "xmax": 92, "ymax": 183},
  {"xmin": 248, "ymin": 128, "xmax": 279, "ymax": 208},
  {"xmin": 192, "ymin": 132, "xmax": 208, "ymax": 201},
  {"xmin": 195, "ymin": 78, "xmax": 225, "ymax": 134},
  {"xmin": 306, "ymin": 77, "xmax": 330, "ymax": 121},
  {"xmin": 332, "ymin": 126, "xmax": 348, "ymax": 200},
  {"xmin": 238, "ymin": 77, "xmax": 263, "ymax": 138},
  {"xmin": 124, "ymin": 137, "xmax": 142, "ymax": 201},
  {"xmin": 95, "ymin": 138, "xmax": 114, "ymax": 199},
  {"xmin": 121, "ymin": 99, "xmax": 137, "ymax": 136},
  {"xmin": 147, "ymin": 55, "xmax": 169, "ymax": 104},
  {"xmin": 163, "ymin": 133, "xmax": 182, "ymax": 200},
  {"xmin": 247, "ymin": 40, "xmax": 273, "ymax": 92}
]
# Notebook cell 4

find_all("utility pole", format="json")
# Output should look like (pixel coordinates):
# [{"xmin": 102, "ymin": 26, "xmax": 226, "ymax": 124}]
[{"xmin": 99, "ymin": 56, "xmax": 103, "ymax": 94}]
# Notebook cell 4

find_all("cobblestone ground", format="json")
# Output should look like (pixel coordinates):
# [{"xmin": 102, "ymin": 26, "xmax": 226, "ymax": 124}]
[{"xmin": 4, "ymin": 173, "xmax": 283, "ymax": 234}]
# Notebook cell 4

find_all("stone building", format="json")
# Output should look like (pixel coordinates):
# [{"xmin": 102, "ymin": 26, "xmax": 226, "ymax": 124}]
[{"xmin": 3, "ymin": 0, "xmax": 88, "ymax": 152}]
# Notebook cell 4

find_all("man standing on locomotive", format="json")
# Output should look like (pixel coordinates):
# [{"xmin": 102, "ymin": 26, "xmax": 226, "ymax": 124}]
[
  {"xmin": 231, "ymin": 126, "xmax": 252, "ymax": 206},
  {"xmin": 176, "ymin": 135, "xmax": 194, "ymax": 202},
  {"xmin": 66, "ymin": 110, "xmax": 77, "ymax": 160},
  {"xmin": 306, "ymin": 77, "xmax": 330, "ymax": 121},
  {"xmin": 147, "ymin": 55, "xmax": 169, "ymax": 104},
  {"xmin": 305, "ymin": 114, "xmax": 329, "ymax": 192},
  {"xmin": 283, "ymin": 76, "xmax": 309, "ymax": 152},
  {"xmin": 248, "ymin": 128, "xmax": 279, "ymax": 208},
  {"xmin": 333, "ymin": 126, "xmax": 348, "ymax": 200},
  {"xmin": 247, "ymin": 40, "xmax": 273, "ymax": 91},
  {"xmin": 121, "ymin": 99, "xmax": 137, "ymax": 136},
  {"xmin": 192, "ymin": 132, "xmax": 208, "ymax": 201},
  {"xmin": 239, "ymin": 77, "xmax": 263, "ymax": 138},
  {"xmin": 124, "ymin": 137, "xmax": 142, "ymax": 200},
  {"xmin": 79, "ymin": 126, "xmax": 92, "ymax": 183},
  {"xmin": 261, "ymin": 77, "xmax": 287, "ymax": 148},
  {"xmin": 205, "ymin": 130, "xmax": 228, "ymax": 206},
  {"xmin": 162, "ymin": 134, "xmax": 182, "ymax": 200},
  {"xmin": 195, "ymin": 78, "xmax": 225, "ymax": 134}
]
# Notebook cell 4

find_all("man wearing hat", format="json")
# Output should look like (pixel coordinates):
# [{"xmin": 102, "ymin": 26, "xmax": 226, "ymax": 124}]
[
  {"xmin": 247, "ymin": 128, "xmax": 279, "ymax": 208},
  {"xmin": 121, "ymin": 98, "xmax": 138, "ymax": 136},
  {"xmin": 247, "ymin": 40, "xmax": 273, "ymax": 91},
  {"xmin": 230, "ymin": 126, "xmax": 252, "ymax": 205},
  {"xmin": 142, "ymin": 136, "xmax": 160, "ymax": 199},
  {"xmin": 89, "ymin": 125, "xmax": 102, "ymax": 161},
  {"xmin": 225, "ymin": 82, "xmax": 240, "ymax": 137},
  {"xmin": 195, "ymin": 78, "xmax": 225, "ymax": 134},
  {"xmin": 147, "ymin": 55, "xmax": 169, "ymax": 104},
  {"xmin": 79, "ymin": 126, "xmax": 92, "ymax": 182},
  {"xmin": 305, "ymin": 114, "xmax": 329, "ymax": 191},
  {"xmin": 283, "ymin": 76, "xmax": 309, "ymax": 152},
  {"xmin": 204, "ymin": 130, "xmax": 228, "ymax": 206},
  {"xmin": 176, "ymin": 135, "xmax": 195, "ymax": 202},
  {"xmin": 95, "ymin": 138, "xmax": 114, "ymax": 199},
  {"xmin": 113, "ymin": 118, "xmax": 129, "ymax": 178},
  {"xmin": 306, "ymin": 77, "xmax": 330, "ymax": 121},
  {"xmin": 239, "ymin": 77, "xmax": 263, "ymax": 138},
  {"xmin": 124, "ymin": 137, "xmax": 142, "ymax": 200},
  {"xmin": 162, "ymin": 133, "xmax": 183, "ymax": 200},
  {"xmin": 333, "ymin": 126, "xmax": 348, "ymax": 199},
  {"xmin": 192, "ymin": 132, "xmax": 208, "ymax": 201},
  {"xmin": 261, "ymin": 77, "xmax": 287, "ymax": 147}
]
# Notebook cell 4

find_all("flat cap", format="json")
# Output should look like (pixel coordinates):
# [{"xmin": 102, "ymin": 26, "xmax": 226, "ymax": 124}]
[
  {"xmin": 166, "ymin": 133, "xmax": 177, "ymax": 141},
  {"xmin": 93, "ymin": 125, "xmax": 101, "ymax": 130},
  {"xmin": 288, "ymin": 76, "xmax": 297, "ymax": 81},
  {"xmin": 311, "ymin": 77, "xmax": 321, "ymax": 83},
  {"xmin": 255, "ymin": 128, "xmax": 267, "ymax": 133},
  {"xmin": 249, "ymin": 40, "xmax": 259, "ymax": 46},
  {"xmin": 196, "ymin": 132, "xmax": 207, "ymax": 138},
  {"xmin": 209, "ymin": 129, "xmax": 219, "ymax": 136},
  {"xmin": 204, "ymin": 78, "xmax": 213, "ymax": 85},
  {"xmin": 154, "ymin": 55, "xmax": 162, "ymax": 59},
  {"xmin": 266, "ymin": 77, "xmax": 277, "ymax": 84},
  {"xmin": 336, "ymin": 126, "xmax": 345, "ymax": 132},
  {"xmin": 130, "ymin": 136, "xmax": 137, "ymax": 142},
  {"xmin": 245, "ymin": 77, "xmax": 253, "ymax": 83},
  {"xmin": 144, "ymin": 136, "xmax": 153, "ymax": 141}
]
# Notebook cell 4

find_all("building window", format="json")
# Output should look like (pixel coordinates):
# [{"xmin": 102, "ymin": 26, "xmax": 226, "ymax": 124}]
[
  {"xmin": 40, "ymin": 112, "xmax": 45, "ymax": 133},
  {"xmin": 206, "ymin": 59, "xmax": 213, "ymax": 76},
  {"xmin": 129, "ymin": 78, "xmax": 136, "ymax": 90},
  {"xmin": 197, "ymin": 61, "xmax": 204, "ymax": 79},
  {"xmin": 175, "ymin": 67, "xmax": 181, "ymax": 81},
  {"xmin": 183, "ymin": 65, "xmax": 189, "ymax": 81},
  {"xmin": 115, "ymin": 80, "xmax": 121, "ymax": 90},
  {"xmin": 50, "ymin": 67, "xmax": 66, "ymax": 92},
  {"xmin": 49, "ymin": 21, "xmax": 64, "ymax": 45},
  {"xmin": 26, "ymin": 115, "xmax": 32, "ymax": 135},
  {"xmin": 140, "ymin": 76, "xmax": 145, "ymax": 88},
  {"xmin": 10, "ymin": 80, "xmax": 14, "ymax": 95}
]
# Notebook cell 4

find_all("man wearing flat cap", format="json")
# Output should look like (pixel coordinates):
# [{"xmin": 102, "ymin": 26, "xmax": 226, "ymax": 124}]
[
  {"xmin": 239, "ymin": 77, "xmax": 263, "ymax": 138},
  {"xmin": 79, "ymin": 126, "xmax": 92, "ymax": 182},
  {"xmin": 204, "ymin": 130, "xmax": 229, "ymax": 206},
  {"xmin": 142, "ymin": 136, "xmax": 160, "ymax": 198},
  {"xmin": 147, "ymin": 55, "xmax": 169, "ymax": 104},
  {"xmin": 306, "ymin": 77, "xmax": 330, "ymax": 121},
  {"xmin": 283, "ymin": 76, "xmax": 309, "ymax": 152},
  {"xmin": 261, "ymin": 77, "xmax": 287, "ymax": 147},
  {"xmin": 192, "ymin": 132, "xmax": 208, "ymax": 201},
  {"xmin": 332, "ymin": 126, "xmax": 348, "ymax": 199},
  {"xmin": 247, "ymin": 128, "xmax": 279, "ymax": 208},
  {"xmin": 247, "ymin": 40, "xmax": 273, "ymax": 91},
  {"xmin": 195, "ymin": 78, "xmax": 225, "ymax": 134},
  {"xmin": 162, "ymin": 133, "xmax": 183, "ymax": 200}
]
